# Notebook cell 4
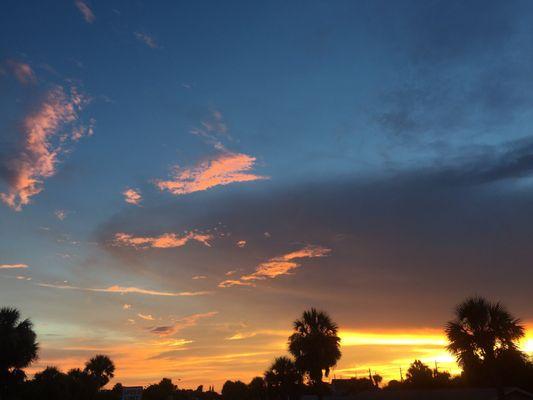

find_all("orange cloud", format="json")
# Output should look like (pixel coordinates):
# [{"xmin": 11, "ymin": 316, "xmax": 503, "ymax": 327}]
[
  {"xmin": 0, "ymin": 263, "xmax": 29, "ymax": 269},
  {"xmin": 0, "ymin": 86, "xmax": 90, "ymax": 211},
  {"xmin": 75, "ymin": 0, "xmax": 95, "ymax": 23},
  {"xmin": 220, "ymin": 245, "xmax": 331, "ymax": 287},
  {"xmin": 123, "ymin": 188, "xmax": 142, "ymax": 205},
  {"xmin": 6, "ymin": 60, "xmax": 36, "ymax": 84},
  {"xmin": 113, "ymin": 231, "xmax": 212, "ymax": 249},
  {"xmin": 218, "ymin": 279, "xmax": 255, "ymax": 288},
  {"xmin": 37, "ymin": 283, "xmax": 211, "ymax": 297},
  {"xmin": 150, "ymin": 311, "xmax": 218, "ymax": 336},
  {"xmin": 156, "ymin": 151, "xmax": 267, "ymax": 196}
]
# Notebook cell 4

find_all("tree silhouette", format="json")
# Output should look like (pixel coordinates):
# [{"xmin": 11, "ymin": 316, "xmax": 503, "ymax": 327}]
[
  {"xmin": 0, "ymin": 307, "xmax": 38, "ymax": 398},
  {"xmin": 33, "ymin": 366, "xmax": 70, "ymax": 400},
  {"xmin": 143, "ymin": 378, "xmax": 177, "ymax": 400},
  {"xmin": 221, "ymin": 380, "xmax": 248, "ymax": 400},
  {"xmin": 445, "ymin": 296, "xmax": 525, "ymax": 388},
  {"xmin": 288, "ymin": 308, "xmax": 341, "ymax": 398},
  {"xmin": 248, "ymin": 376, "xmax": 267, "ymax": 400},
  {"xmin": 84, "ymin": 355, "xmax": 115, "ymax": 389},
  {"xmin": 264, "ymin": 357, "xmax": 301, "ymax": 400},
  {"xmin": 405, "ymin": 360, "xmax": 434, "ymax": 388}
]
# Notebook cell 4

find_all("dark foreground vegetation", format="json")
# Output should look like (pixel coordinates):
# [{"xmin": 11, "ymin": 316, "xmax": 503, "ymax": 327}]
[{"xmin": 1, "ymin": 297, "xmax": 532, "ymax": 400}]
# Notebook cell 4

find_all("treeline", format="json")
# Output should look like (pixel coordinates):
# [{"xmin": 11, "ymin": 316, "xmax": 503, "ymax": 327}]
[{"xmin": 1, "ymin": 297, "xmax": 533, "ymax": 400}]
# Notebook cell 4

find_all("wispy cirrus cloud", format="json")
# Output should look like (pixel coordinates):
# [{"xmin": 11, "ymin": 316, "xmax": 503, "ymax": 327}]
[
  {"xmin": 123, "ymin": 188, "xmax": 142, "ymax": 205},
  {"xmin": 113, "ymin": 231, "xmax": 212, "ymax": 249},
  {"xmin": 219, "ymin": 245, "xmax": 331, "ymax": 288},
  {"xmin": 150, "ymin": 311, "xmax": 218, "ymax": 336},
  {"xmin": 54, "ymin": 209, "xmax": 67, "ymax": 220},
  {"xmin": 5, "ymin": 60, "xmax": 36, "ymax": 85},
  {"xmin": 138, "ymin": 313, "xmax": 155, "ymax": 321},
  {"xmin": 74, "ymin": 0, "xmax": 95, "ymax": 23},
  {"xmin": 0, "ymin": 263, "xmax": 28, "ymax": 269},
  {"xmin": 0, "ymin": 86, "xmax": 91, "ymax": 211},
  {"xmin": 156, "ymin": 151, "xmax": 267, "ymax": 196},
  {"xmin": 134, "ymin": 32, "xmax": 158, "ymax": 48},
  {"xmin": 38, "ymin": 283, "xmax": 210, "ymax": 297}
]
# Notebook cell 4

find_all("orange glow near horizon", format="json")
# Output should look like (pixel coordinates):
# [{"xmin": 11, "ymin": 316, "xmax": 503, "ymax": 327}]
[{"xmin": 25, "ymin": 324, "xmax": 533, "ymax": 391}]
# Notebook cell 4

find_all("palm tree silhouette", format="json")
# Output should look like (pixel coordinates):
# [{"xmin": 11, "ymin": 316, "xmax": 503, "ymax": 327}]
[
  {"xmin": 0, "ymin": 307, "xmax": 38, "ymax": 398},
  {"xmin": 264, "ymin": 356, "xmax": 301, "ymax": 400},
  {"xmin": 83, "ymin": 354, "xmax": 115, "ymax": 389},
  {"xmin": 288, "ymin": 308, "xmax": 341, "ymax": 399},
  {"xmin": 445, "ymin": 297, "xmax": 525, "ymax": 396}
]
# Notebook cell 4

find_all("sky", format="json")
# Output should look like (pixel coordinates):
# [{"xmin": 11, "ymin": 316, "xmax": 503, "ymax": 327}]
[{"xmin": 1, "ymin": 0, "xmax": 533, "ymax": 390}]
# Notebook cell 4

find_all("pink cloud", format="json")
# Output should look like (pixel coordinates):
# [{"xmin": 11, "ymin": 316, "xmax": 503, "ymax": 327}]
[
  {"xmin": 236, "ymin": 240, "xmax": 247, "ymax": 248},
  {"xmin": 150, "ymin": 311, "xmax": 218, "ymax": 336},
  {"xmin": 123, "ymin": 188, "xmax": 142, "ymax": 205},
  {"xmin": 6, "ymin": 60, "xmax": 36, "ymax": 85},
  {"xmin": 0, "ymin": 86, "xmax": 91, "ymax": 211},
  {"xmin": 75, "ymin": 0, "xmax": 95, "ymax": 23},
  {"xmin": 113, "ymin": 231, "xmax": 212, "ymax": 249},
  {"xmin": 0, "ymin": 263, "xmax": 29, "ymax": 269},
  {"xmin": 156, "ymin": 151, "xmax": 267, "ymax": 195},
  {"xmin": 219, "ymin": 245, "xmax": 331, "ymax": 288}
]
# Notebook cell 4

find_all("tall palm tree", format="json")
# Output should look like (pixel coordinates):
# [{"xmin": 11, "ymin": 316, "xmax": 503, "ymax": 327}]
[
  {"xmin": 0, "ymin": 307, "xmax": 38, "ymax": 398},
  {"xmin": 445, "ymin": 297, "xmax": 525, "ymax": 392},
  {"xmin": 264, "ymin": 357, "xmax": 301, "ymax": 400},
  {"xmin": 288, "ymin": 308, "xmax": 341, "ymax": 398},
  {"xmin": 83, "ymin": 355, "xmax": 115, "ymax": 389}
]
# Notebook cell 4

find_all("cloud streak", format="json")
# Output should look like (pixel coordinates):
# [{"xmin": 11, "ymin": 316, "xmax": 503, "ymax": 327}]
[
  {"xmin": 0, "ymin": 86, "xmax": 91, "ymax": 211},
  {"xmin": 0, "ymin": 264, "xmax": 29, "ymax": 269},
  {"xmin": 75, "ymin": 0, "xmax": 95, "ymax": 23},
  {"xmin": 219, "ymin": 245, "xmax": 331, "ymax": 288},
  {"xmin": 113, "ymin": 231, "xmax": 212, "ymax": 249},
  {"xmin": 38, "ymin": 283, "xmax": 210, "ymax": 297},
  {"xmin": 5, "ymin": 60, "xmax": 36, "ymax": 85},
  {"xmin": 134, "ymin": 32, "xmax": 158, "ymax": 48},
  {"xmin": 156, "ymin": 151, "xmax": 267, "ymax": 196},
  {"xmin": 150, "ymin": 311, "xmax": 218, "ymax": 336}
]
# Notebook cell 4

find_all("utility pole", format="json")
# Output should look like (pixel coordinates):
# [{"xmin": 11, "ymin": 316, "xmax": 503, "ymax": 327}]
[
  {"xmin": 400, "ymin": 367, "xmax": 404, "ymax": 382},
  {"xmin": 434, "ymin": 361, "xmax": 439, "ymax": 377}
]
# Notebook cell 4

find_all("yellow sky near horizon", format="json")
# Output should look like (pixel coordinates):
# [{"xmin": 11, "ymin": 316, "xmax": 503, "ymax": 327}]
[{"xmin": 26, "ymin": 324, "xmax": 533, "ymax": 391}]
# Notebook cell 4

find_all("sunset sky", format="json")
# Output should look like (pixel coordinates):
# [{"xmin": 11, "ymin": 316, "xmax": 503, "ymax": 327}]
[{"xmin": 1, "ymin": 0, "xmax": 533, "ymax": 390}]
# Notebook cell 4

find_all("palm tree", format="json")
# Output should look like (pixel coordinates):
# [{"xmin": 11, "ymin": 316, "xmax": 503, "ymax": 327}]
[
  {"xmin": 83, "ymin": 355, "xmax": 115, "ymax": 389},
  {"xmin": 288, "ymin": 308, "xmax": 341, "ymax": 398},
  {"xmin": 264, "ymin": 357, "xmax": 301, "ymax": 400},
  {"xmin": 0, "ymin": 307, "xmax": 38, "ymax": 398},
  {"xmin": 445, "ymin": 297, "xmax": 525, "ymax": 395}
]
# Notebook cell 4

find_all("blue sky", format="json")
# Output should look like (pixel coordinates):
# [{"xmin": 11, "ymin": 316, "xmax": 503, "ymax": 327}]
[{"xmin": 2, "ymin": 0, "xmax": 533, "ymax": 389}]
